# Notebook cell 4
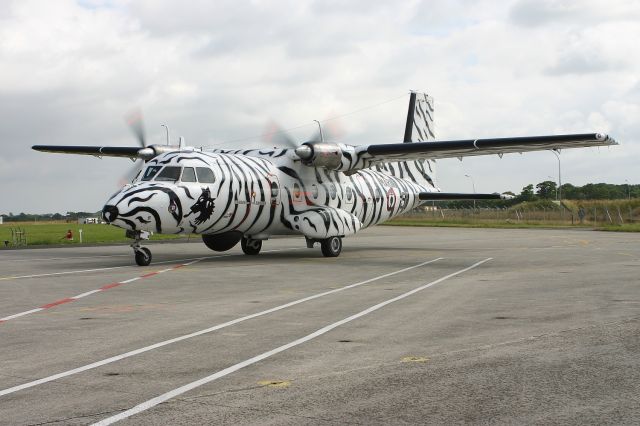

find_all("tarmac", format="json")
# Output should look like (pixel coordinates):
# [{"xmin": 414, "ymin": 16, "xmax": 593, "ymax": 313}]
[{"xmin": 0, "ymin": 226, "xmax": 638, "ymax": 425}]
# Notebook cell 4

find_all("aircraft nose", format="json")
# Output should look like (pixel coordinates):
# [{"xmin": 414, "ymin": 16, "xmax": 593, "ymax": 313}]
[{"xmin": 102, "ymin": 205, "xmax": 119, "ymax": 223}]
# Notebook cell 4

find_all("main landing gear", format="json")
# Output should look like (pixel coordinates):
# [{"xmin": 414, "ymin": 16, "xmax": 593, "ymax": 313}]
[
  {"xmin": 127, "ymin": 230, "xmax": 152, "ymax": 266},
  {"xmin": 241, "ymin": 237, "xmax": 262, "ymax": 255},
  {"xmin": 306, "ymin": 236, "xmax": 343, "ymax": 257}
]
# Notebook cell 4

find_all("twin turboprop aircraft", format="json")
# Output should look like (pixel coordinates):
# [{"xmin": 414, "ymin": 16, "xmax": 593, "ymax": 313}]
[{"xmin": 33, "ymin": 92, "xmax": 617, "ymax": 265}]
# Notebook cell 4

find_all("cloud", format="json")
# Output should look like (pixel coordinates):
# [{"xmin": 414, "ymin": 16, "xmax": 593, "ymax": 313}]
[{"xmin": 0, "ymin": 0, "xmax": 638, "ymax": 214}]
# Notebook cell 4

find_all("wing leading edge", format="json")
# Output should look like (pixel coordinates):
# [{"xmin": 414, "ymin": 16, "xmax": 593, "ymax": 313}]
[{"xmin": 364, "ymin": 133, "xmax": 616, "ymax": 163}]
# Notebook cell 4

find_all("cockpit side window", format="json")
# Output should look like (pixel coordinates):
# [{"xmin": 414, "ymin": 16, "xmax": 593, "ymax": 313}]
[
  {"xmin": 181, "ymin": 167, "xmax": 197, "ymax": 182},
  {"xmin": 155, "ymin": 166, "xmax": 182, "ymax": 182},
  {"xmin": 142, "ymin": 166, "xmax": 162, "ymax": 181},
  {"xmin": 196, "ymin": 167, "xmax": 216, "ymax": 183}
]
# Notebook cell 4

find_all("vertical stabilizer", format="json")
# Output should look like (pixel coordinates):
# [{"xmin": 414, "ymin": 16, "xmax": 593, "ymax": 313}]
[
  {"xmin": 404, "ymin": 92, "xmax": 435, "ymax": 143},
  {"xmin": 374, "ymin": 91, "xmax": 437, "ymax": 189}
]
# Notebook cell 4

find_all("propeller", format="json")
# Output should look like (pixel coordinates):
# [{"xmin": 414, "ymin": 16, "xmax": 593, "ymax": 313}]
[
  {"xmin": 262, "ymin": 121, "xmax": 298, "ymax": 149},
  {"xmin": 117, "ymin": 109, "xmax": 148, "ymax": 187},
  {"xmin": 262, "ymin": 118, "xmax": 345, "ymax": 149},
  {"xmin": 126, "ymin": 108, "xmax": 147, "ymax": 148}
]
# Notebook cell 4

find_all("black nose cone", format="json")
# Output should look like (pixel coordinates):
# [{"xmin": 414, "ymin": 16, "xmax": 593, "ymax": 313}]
[{"xmin": 102, "ymin": 205, "xmax": 119, "ymax": 223}]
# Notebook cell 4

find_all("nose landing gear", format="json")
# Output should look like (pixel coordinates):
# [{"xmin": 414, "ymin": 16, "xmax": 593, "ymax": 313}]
[
  {"xmin": 134, "ymin": 247, "xmax": 152, "ymax": 266},
  {"xmin": 127, "ymin": 230, "xmax": 152, "ymax": 266}
]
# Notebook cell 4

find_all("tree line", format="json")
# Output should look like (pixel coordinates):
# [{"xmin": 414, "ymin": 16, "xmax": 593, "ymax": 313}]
[
  {"xmin": 0, "ymin": 211, "xmax": 100, "ymax": 223},
  {"xmin": 432, "ymin": 181, "xmax": 638, "ymax": 209}
]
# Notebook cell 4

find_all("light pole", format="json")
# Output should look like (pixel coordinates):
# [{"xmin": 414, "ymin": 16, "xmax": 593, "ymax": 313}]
[
  {"xmin": 548, "ymin": 175, "xmax": 558, "ymax": 200},
  {"xmin": 161, "ymin": 124, "xmax": 170, "ymax": 145},
  {"xmin": 551, "ymin": 150, "xmax": 561, "ymax": 200},
  {"xmin": 625, "ymin": 179, "xmax": 631, "ymax": 200},
  {"xmin": 465, "ymin": 174, "xmax": 476, "ymax": 210}
]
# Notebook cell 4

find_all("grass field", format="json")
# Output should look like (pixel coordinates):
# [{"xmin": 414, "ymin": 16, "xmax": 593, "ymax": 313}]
[
  {"xmin": 386, "ymin": 217, "xmax": 640, "ymax": 232},
  {"xmin": 2, "ymin": 211, "xmax": 638, "ymax": 249},
  {"xmin": 0, "ymin": 222, "xmax": 187, "ymax": 247}
]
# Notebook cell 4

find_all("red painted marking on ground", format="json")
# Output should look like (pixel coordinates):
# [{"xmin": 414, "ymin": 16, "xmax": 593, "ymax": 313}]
[
  {"xmin": 0, "ymin": 260, "xmax": 192, "ymax": 324},
  {"xmin": 41, "ymin": 298, "xmax": 75, "ymax": 309},
  {"xmin": 100, "ymin": 282, "xmax": 122, "ymax": 290}
]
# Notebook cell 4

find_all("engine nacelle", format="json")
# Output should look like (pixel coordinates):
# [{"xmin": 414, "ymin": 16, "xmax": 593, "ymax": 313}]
[
  {"xmin": 138, "ymin": 144, "xmax": 182, "ymax": 161},
  {"xmin": 294, "ymin": 142, "xmax": 343, "ymax": 170}
]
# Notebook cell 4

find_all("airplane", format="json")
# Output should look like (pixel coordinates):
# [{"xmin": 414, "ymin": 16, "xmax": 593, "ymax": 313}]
[{"xmin": 33, "ymin": 91, "xmax": 617, "ymax": 266}]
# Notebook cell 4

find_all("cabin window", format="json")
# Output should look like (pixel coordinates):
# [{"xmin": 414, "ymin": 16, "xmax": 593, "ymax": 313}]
[
  {"xmin": 196, "ymin": 167, "xmax": 216, "ymax": 183},
  {"xmin": 181, "ymin": 167, "xmax": 197, "ymax": 182},
  {"xmin": 155, "ymin": 166, "xmax": 182, "ymax": 182},
  {"xmin": 346, "ymin": 186, "xmax": 353, "ymax": 202},
  {"xmin": 328, "ymin": 183, "xmax": 337, "ymax": 200},
  {"xmin": 142, "ymin": 166, "xmax": 162, "ymax": 181}
]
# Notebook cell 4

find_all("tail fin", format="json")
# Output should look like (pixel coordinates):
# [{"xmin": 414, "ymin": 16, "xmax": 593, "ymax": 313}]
[
  {"xmin": 404, "ymin": 92, "xmax": 435, "ymax": 143},
  {"xmin": 372, "ymin": 92, "xmax": 438, "ymax": 189}
]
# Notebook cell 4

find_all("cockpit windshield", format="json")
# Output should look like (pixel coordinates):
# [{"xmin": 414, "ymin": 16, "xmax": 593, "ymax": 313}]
[
  {"xmin": 155, "ymin": 166, "xmax": 182, "ymax": 182},
  {"xmin": 138, "ymin": 165, "xmax": 216, "ymax": 183},
  {"xmin": 141, "ymin": 166, "xmax": 162, "ymax": 181}
]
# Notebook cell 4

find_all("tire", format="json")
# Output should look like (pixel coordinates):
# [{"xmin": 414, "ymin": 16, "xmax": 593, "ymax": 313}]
[
  {"xmin": 320, "ymin": 236, "xmax": 342, "ymax": 257},
  {"xmin": 135, "ymin": 247, "xmax": 152, "ymax": 266},
  {"xmin": 241, "ymin": 237, "xmax": 262, "ymax": 255}
]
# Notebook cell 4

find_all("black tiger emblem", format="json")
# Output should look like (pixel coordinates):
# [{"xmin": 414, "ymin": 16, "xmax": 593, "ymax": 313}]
[{"xmin": 184, "ymin": 188, "xmax": 215, "ymax": 225}]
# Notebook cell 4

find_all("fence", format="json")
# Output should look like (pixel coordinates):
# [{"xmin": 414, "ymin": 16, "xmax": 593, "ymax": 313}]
[
  {"xmin": 399, "ymin": 205, "xmax": 640, "ymax": 226},
  {"xmin": 4, "ymin": 227, "xmax": 27, "ymax": 247}
]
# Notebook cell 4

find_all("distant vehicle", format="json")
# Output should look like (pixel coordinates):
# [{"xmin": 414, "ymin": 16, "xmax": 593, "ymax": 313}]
[
  {"xmin": 33, "ymin": 91, "xmax": 617, "ymax": 266},
  {"xmin": 78, "ymin": 217, "xmax": 100, "ymax": 225}
]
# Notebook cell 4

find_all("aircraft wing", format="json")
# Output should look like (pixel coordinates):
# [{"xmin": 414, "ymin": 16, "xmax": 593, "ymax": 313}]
[
  {"xmin": 32, "ymin": 145, "xmax": 158, "ymax": 160},
  {"xmin": 362, "ymin": 133, "xmax": 616, "ymax": 163}
]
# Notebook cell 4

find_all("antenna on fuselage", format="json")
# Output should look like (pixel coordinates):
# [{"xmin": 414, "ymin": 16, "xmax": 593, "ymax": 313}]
[{"xmin": 313, "ymin": 120, "xmax": 324, "ymax": 142}]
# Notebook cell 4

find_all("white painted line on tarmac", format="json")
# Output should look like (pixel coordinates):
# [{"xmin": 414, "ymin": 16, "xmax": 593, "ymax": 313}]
[
  {"xmin": 72, "ymin": 290, "xmax": 102, "ymax": 299},
  {"xmin": 0, "ymin": 257, "xmax": 443, "ymax": 397},
  {"xmin": 0, "ymin": 308, "xmax": 44, "ymax": 321},
  {"xmin": 0, "ymin": 247, "xmax": 300, "ymax": 281},
  {"xmin": 1, "ymin": 255, "xmax": 131, "ymax": 263},
  {"xmin": 92, "ymin": 258, "xmax": 492, "ymax": 425},
  {"xmin": 0, "ymin": 248, "xmax": 302, "ymax": 324}
]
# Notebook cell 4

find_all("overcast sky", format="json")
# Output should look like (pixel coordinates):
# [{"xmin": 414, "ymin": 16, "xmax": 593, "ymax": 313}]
[{"xmin": 1, "ymin": 0, "xmax": 638, "ymax": 214}]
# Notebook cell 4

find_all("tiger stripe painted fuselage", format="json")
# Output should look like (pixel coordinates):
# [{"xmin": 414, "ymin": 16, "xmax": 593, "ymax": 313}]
[{"xmin": 105, "ymin": 149, "xmax": 435, "ymax": 241}]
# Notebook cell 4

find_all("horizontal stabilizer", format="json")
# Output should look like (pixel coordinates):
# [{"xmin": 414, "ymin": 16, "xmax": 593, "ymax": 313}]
[{"xmin": 419, "ymin": 192, "xmax": 508, "ymax": 201}]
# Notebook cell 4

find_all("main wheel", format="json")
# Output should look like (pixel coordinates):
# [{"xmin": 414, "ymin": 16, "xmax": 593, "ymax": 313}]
[
  {"xmin": 241, "ymin": 237, "xmax": 262, "ymax": 255},
  {"xmin": 134, "ymin": 247, "xmax": 152, "ymax": 266},
  {"xmin": 320, "ymin": 236, "xmax": 342, "ymax": 257}
]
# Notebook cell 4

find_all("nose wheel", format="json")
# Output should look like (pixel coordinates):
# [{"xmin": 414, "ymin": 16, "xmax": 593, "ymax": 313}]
[
  {"xmin": 128, "ymin": 230, "xmax": 152, "ymax": 266},
  {"xmin": 134, "ymin": 247, "xmax": 152, "ymax": 266}
]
